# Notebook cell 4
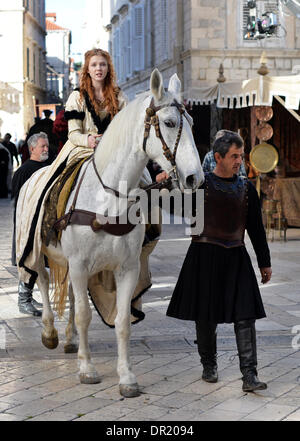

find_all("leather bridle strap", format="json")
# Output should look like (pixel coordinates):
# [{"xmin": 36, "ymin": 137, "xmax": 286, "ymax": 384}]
[{"xmin": 143, "ymin": 97, "xmax": 186, "ymax": 169}]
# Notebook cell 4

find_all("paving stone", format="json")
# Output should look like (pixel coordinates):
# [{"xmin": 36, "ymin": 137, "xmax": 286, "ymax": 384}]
[
  {"xmin": 153, "ymin": 392, "xmax": 200, "ymax": 409},
  {"xmin": 196, "ymin": 408, "xmax": 247, "ymax": 421},
  {"xmin": 8, "ymin": 398, "xmax": 66, "ymax": 417},
  {"xmin": 29, "ymin": 411, "xmax": 78, "ymax": 421},
  {"xmin": 0, "ymin": 380, "xmax": 35, "ymax": 398},
  {"xmin": 117, "ymin": 404, "xmax": 169, "ymax": 421},
  {"xmin": 282, "ymin": 409, "xmax": 300, "ymax": 421},
  {"xmin": 143, "ymin": 379, "xmax": 189, "ymax": 396},
  {"xmin": 0, "ymin": 413, "xmax": 25, "ymax": 421},
  {"xmin": 74, "ymin": 403, "xmax": 135, "ymax": 421},
  {"xmin": 241, "ymin": 403, "xmax": 297, "ymax": 421},
  {"xmin": 213, "ymin": 396, "xmax": 270, "ymax": 414},
  {"xmin": 55, "ymin": 396, "xmax": 113, "ymax": 415}
]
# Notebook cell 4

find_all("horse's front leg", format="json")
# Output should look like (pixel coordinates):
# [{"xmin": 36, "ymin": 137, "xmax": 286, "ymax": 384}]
[
  {"xmin": 64, "ymin": 283, "xmax": 78, "ymax": 354},
  {"xmin": 69, "ymin": 264, "xmax": 100, "ymax": 384},
  {"xmin": 114, "ymin": 264, "xmax": 140, "ymax": 398}
]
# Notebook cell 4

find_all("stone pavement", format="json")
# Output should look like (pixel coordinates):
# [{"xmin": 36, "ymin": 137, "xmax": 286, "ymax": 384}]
[{"xmin": 0, "ymin": 197, "xmax": 300, "ymax": 422}]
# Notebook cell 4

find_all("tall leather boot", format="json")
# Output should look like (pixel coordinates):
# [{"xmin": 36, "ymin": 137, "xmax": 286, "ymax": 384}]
[
  {"xmin": 18, "ymin": 282, "xmax": 42, "ymax": 317},
  {"xmin": 234, "ymin": 320, "xmax": 267, "ymax": 392},
  {"xmin": 195, "ymin": 320, "xmax": 218, "ymax": 383}
]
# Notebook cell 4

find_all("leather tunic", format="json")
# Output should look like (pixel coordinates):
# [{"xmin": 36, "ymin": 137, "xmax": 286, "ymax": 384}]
[{"xmin": 192, "ymin": 173, "xmax": 249, "ymax": 248}]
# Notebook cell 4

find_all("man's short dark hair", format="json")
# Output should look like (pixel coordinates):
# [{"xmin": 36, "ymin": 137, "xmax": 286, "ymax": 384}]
[
  {"xmin": 213, "ymin": 130, "xmax": 244, "ymax": 158},
  {"xmin": 4, "ymin": 133, "xmax": 11, "ymax": 139}
]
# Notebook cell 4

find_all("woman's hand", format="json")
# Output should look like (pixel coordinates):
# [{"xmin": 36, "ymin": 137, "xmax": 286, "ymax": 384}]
[{"xmin": 88, "ymin": 134, "xmax": 102, "ymax": 149}]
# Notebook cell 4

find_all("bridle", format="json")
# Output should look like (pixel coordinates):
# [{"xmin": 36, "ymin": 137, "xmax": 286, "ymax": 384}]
[
  {"xmin": 143, "ymin": 97, "xmax": 187, "ymax": 186},
  {"xmin": 74, "ymin": 96, "xmax": 188, "ymax": 207}
]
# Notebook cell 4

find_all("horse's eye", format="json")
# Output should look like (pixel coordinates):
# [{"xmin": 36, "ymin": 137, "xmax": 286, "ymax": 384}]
[{"xmin": 164, "ymin": 120, "xmax": 176, "ymax": 128}]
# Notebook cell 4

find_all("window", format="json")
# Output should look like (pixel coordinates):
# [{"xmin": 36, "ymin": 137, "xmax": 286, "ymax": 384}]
[
  {"xmin": 161, "ymin": 0, "xmax": 169, "ymax": 61},
  {"xmin": 113, "ymin": 29, "xmax": 120, "ymax": 80},
  {"xmin": 33, "ymin": 51, "xmax": 36, "ymax": 82},
  {"xmin": 27, "ymin": 48, "xmax": 30, "ymax": 79},
  {"xmin": 145, "ymin": 0, "xmax": 152, "ymax": 68},
  {"xmin": 131, "ymin": 4, "xmax": 145, "ymax": 72},
  {"xmin": 124, "ymin": 18, "xmax": 132, "ymax": 79}
]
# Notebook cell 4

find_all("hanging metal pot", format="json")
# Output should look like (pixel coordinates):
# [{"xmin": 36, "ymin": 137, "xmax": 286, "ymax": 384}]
[
  {"xmin": 255, "ymin": 106, "xmax": 273, "ymax": 122},
  {"xmin": 255, "ymin": 122, "xmax": 274, "ymax": 141},
  {"xmin": 250, "ymin": 142, "xmax": 279, "ymax": 174}
]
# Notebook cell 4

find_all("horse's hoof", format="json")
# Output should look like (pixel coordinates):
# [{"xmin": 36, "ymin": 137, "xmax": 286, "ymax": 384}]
[
  {"xmin": 41, "ymin": 333, "xmax": 59, "ymax": 350},
  {"xmin": 79, "ymin": 373, "xmax": 101, "ymax": 385},
  {"xmin": 119, "ymin": 383, "xmax": 140, "ymax": 398},
  {"xmin": 64, "ymin": 343, "xmax": 78, "ymax": 354}
]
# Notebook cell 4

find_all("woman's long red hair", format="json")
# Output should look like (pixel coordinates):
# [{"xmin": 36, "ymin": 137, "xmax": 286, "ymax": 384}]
[{"xmin": 80, "ymin": 49, "xmax": 119, "ymax": 118}]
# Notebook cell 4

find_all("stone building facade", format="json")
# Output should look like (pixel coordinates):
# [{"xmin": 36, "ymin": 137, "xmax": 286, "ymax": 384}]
[
  {"xmin": 106, "ymin": 0, "xmax": 300, "ymax": 102},
  {"xmin": 0, "ymin": 0, "xmax": 47, "ymax": 140}
]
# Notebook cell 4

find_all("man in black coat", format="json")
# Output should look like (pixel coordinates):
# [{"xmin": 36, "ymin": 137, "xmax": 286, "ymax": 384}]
[
  {"xmin": 167, "ymin": 130, "xmax": 272, "ymax": 392},
  {"xmin": 12, "ymin": 132, "xmax": 49, "ymax": 316},
  {"xmin": 0, "ymin": 143, "xmax": 10, "ymax": 198},
  {"xmin": 2, "ymin": 133, "xmax": 20, "ymax": 167}
]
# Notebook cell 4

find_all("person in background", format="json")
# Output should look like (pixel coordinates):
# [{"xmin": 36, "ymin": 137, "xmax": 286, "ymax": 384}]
[
  {"xmin": 11, "ymin": 132, "xmax": 50, "ymax": 316},
  {"xmin": 0, "ymin": 140, "xmax": 10, "ymax": 198},
  {"xmin": 52, "ymin": 109, "xmax": 68, "ymax": 154},
  {"xmin": 2, "ymin": 133, "xmax": 20, "ymax": 167}
]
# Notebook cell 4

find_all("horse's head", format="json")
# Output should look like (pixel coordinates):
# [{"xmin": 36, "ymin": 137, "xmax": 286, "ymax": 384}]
[{"xmin": 143, "ymin": 69, "xmax": 204, "ymax": 191}]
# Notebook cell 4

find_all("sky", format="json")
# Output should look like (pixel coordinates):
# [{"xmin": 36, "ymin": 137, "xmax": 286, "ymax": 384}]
[{"xmin": 45, "ymin": 0, "xmax": 86, "ymax": 61}]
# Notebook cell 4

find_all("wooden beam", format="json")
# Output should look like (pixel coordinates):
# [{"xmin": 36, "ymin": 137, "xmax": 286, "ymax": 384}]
[{"xmin": 274, "ymin": 95, "xmax": 300, "ymax": 123}]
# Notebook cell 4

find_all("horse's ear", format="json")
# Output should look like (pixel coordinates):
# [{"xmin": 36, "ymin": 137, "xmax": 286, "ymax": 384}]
[
  {"xmin": 150, "ymin": 69, "xmax": 165, "ymax": 101},
  {"xmin": 168, "ymin": 74, "xmax": 181, "ymax": 96}
]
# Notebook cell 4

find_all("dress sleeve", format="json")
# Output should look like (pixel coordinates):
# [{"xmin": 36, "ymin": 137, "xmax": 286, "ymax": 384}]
[
  {"xmin": 65, "ymin": 91, "xmax": 90, "ymax": 148},
  {"xmin": 118, "ymin": 90, "xmax": 128, "ymax": 110},
  {"xmin": 246, "ymin": 181, "xmax": 271, "ymax": 268}
]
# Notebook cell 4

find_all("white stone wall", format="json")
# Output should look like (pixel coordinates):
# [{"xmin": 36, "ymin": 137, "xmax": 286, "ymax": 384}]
[
  {"xmin": 83, "ymin": 0, "xmax": 111, "ymax": 53},
  {"xmin": 0, "ymin": 0, "xmax": 46, "ymax": 139}
]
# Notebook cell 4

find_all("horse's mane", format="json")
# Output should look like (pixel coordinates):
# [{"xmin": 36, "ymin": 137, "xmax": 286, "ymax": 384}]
[{"xmin": 95, "ymin": 90, "xmax": 177, "ymax": 175}]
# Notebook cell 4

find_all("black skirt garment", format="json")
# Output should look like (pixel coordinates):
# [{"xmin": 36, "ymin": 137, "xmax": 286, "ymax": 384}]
[{"xmin": 166, "ymin": 242, "xmax": 266, "ymax": 324}]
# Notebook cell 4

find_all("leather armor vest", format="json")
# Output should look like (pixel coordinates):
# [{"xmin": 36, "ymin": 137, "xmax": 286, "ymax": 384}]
[{"xmin": 192, "ymin": 173, "xmax": 249, "ymax": 248}]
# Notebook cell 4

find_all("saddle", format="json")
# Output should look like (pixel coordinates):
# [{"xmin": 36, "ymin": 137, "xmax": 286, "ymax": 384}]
[
  {"xmin": 42, "ymin": 157, "xmax": 89, "ymax": 246},
  {"xmin": 42, "ymin": 156, "xmax": 138, "ymax": 247}
]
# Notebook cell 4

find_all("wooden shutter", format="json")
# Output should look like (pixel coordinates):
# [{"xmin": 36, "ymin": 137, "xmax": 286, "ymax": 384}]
[
  {"xmin": 161, "ymin": 0, "xmax": 169, "ymax": 61},
  {"xmin": 113, "ymin": 29, "xmax": 120, "ymax": 80},
  {"xmin": 132, "ymin": 4, "xmax": 145, "ymax": 72}
]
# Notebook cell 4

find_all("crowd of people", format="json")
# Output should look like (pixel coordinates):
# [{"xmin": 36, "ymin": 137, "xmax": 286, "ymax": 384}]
[{"xmin": 0, "ymin": 108, "xmax": 68, "ymax": 199}]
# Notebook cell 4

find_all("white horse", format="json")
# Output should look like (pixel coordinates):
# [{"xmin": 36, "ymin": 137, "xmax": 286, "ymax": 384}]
[{"xmin": 27, "ymin": 70, "xmax": 204, "ymax": 398}]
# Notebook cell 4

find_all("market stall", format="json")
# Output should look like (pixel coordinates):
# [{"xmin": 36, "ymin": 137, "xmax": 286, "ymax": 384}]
[{"xmin": 186, "ymin": 63, "xmax": 300, "ymax": 234}]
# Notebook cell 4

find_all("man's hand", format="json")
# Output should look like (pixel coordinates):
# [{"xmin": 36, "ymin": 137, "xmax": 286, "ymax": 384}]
[
  {"xmin": 260, "ymin": 267, "xmax": 272, "ymax": 284},
  {"xmin": 155, "ymin": 171, "xmax": 169, "ymax": 183}
]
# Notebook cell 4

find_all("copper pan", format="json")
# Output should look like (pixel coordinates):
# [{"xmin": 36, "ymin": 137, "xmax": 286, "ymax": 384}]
[
  {"xmin": 255, "ymin": 106, "xmax": 273, "ymax": 122},
  {"xmin": 250, "ymin": 143, "xmax": 279, "ymax": 174},
  {"xmin": 255, "ymin": 122, "xmax": 273, "ymax": 141}
]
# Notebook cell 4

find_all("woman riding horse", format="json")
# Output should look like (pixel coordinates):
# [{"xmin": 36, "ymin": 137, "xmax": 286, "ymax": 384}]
[{"xmin": 16, "ymin": 49, "xmax": 162, "ymax": 313}]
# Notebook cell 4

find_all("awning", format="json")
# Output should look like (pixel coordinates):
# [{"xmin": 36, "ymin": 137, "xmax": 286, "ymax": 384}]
[{"xmin": 187, "ymin": 74, "xmax": 300, "ymax": 110}]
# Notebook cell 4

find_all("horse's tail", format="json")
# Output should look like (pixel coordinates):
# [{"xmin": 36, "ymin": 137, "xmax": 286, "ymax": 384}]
[{"xmin": 48, "ymin": 258, "xmax": 69, "ymax": 318}]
